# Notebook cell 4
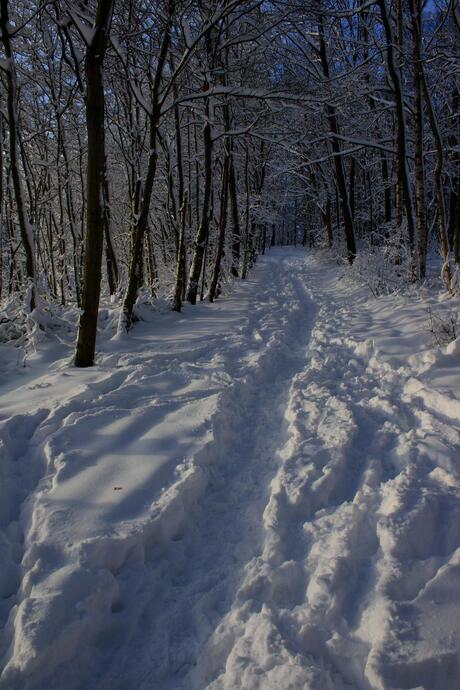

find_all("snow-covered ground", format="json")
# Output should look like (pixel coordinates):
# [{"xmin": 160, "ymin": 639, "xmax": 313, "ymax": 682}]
[{"xmin": 1, "ymin": 248, "xmax": 460, "ymax": 690}]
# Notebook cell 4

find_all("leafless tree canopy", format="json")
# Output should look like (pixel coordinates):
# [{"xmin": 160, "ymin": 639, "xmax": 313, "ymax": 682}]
[{"xmin": 0, "ymin": 0, "xmax": 459, "ymax": 363}]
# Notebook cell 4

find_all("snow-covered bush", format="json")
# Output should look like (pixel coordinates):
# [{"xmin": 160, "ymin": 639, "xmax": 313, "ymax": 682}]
[
  {"xmin": 0, "ymin": 293, "xmax": 76, "ymax": 350},
  {"xmin": 348, "ymin": 229, "xmax": 414, "ymax": 296},
  {"xmin": 427, "ymin": 305, "xmax": 458, "ymax": 347},
  {"xmin": 0, "ymin": 295, "xmax": 29, "ymax": 344}
]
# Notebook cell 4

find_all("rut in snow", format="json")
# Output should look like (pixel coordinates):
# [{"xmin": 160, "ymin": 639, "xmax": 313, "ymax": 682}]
[
  {"xmin": 91, "ymin": 254, "xmax": 318, "ymax": 690},
  {"xmin": 1, "ymin": 250, "xmax": 460, "ymax": 690}
]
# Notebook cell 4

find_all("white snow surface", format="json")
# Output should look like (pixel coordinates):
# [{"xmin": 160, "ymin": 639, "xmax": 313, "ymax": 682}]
[{"xmin": 1, "ymin": 248, "xmax": 460, "ymax": 690}]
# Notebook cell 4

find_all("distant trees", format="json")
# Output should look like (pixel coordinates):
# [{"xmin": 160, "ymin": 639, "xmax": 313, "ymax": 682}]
[{"xmin": 0, "ymin": 0, "xmax": 459, "ymax": 363}]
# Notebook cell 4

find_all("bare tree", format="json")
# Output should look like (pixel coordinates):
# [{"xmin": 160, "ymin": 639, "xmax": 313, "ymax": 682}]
[
  {"xmin": 0, "ymin": 0, "xmax": 36, "ymax": 310},
  {"xmin": 75, "ymin": 0, "xmax": 115, "ymax": 367}
]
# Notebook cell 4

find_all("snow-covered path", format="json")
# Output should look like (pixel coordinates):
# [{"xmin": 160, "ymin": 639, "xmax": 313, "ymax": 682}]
[{"xmin": 1, "ymin": 249, "xmax": 460, "ymax": 690}]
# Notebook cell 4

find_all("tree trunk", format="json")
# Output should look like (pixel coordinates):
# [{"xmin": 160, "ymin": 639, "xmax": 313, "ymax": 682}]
[
  {"xmin": 241, "ymin": 142, "xmax": 251, "ymax": 279},
  {"xmin": 408, "ymin": 0, "xmax": 427, "ymax": 279},
  {"xmin": 103, "ymin": 176, "xmax": 119, "ymax": 295},
  {"xmin": 75, "ymin": 0, "xmax": 114, "ymax": 367},
  {"xmin": 171, "ymin": 56, "xmax": 186, "ymax": 298},
  {"xmin": 377, "ymin": 0, "xmax": 416, "ymax": 270},
  {"xmin": 448, "ymin": 89, "xmax": 459, "ymax": 253},
  {"xmin": 120, "ymin": 6, "xmax": 172, "ymax": 330},
  {"xmin": 325, "ymin": 196, "xmax": 333, "ymax": 248},
  {"xmin": 0, "ymin": 0, "xmax": 36, "ymax": 310},
  {"xmin": 318, "ymin": 14, "xmax": 356, "ymax": 264},
  {"xmin": 187, "ymin": 105, "xmax": 213, "ymax": 304},
  {"xmin": 209, "ymin": 151, "xmax": 230, "ymax": 302},
  {"xmin": 173, "ymin": 192, "xmax": 188, "ymax": 312},
  {"xmin": 454, "ymin": 174, "xmax": 460, "ymax": 266},
  {"xmin": 417, "ymin": 24, "xmax": 453, "ymax": 289},
  {"xmin": 229, "ymin": 151, "xmax": 241, "ymax": 277}
]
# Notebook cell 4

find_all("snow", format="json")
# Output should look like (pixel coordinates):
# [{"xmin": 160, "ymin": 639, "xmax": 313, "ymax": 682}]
[
  {"xmin": 67, "ymin": 11, "xmax": 97, "ymax": 48},
  {"xmin": 1, "ymin": 248, "xmax": 460, "ymax": 690}
]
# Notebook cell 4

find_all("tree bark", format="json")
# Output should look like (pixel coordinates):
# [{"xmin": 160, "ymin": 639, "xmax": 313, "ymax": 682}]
[
  {"xmin": 377, "ymin": 0, "xmax": 416, "ymax": 271},
  {"xmin": 241, "ymin": 142, "xmax": 251, "ymax": 279},
  {"xmin": 75, "ymin": 0, "xmax": 114, "ymax": 367},
  {"xmin": 454, "ymin": 174, "xmax": 460, "ymax": 266},
  {"xmin": 209, "ymin": 151, "xmax": 230, "ymax": 302},
  {"xmin": 120, "ymin": 4, "xmax": 172, "ymax": 330},
  {"xmin": 228, "ymin": 150, "xmax": 241, "ymax": 277},
  {"xmin": 0, "ymin": 0, "xmax": 36, "ymax": 310},
  {"xmin": 173, "ymin": 192, "xmax": 188, "ymax": 312},
  {"xmin": 186, "ymin": 103, "xmax": 213, "ymax": 304},
  {"xmin": 408, "ymin": 0, "xmax": 427, "ymax": 278},
  {"xmin": 318, "ymin": 14, "xmax": 356, "ymax": 264},
  {"xmin": 420, "ymin": 59, "xmax": 453, "ymax": 289},
  {"xmin": 103, "ymin": 176, "xmax": 119, "ymax": 295}
]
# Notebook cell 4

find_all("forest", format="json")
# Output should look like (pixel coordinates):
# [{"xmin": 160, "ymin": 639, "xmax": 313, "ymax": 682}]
[
  {"xmin": 1, "ymin": 2, "xmax": 460, "ymax": 690},
  {"xmin": 0, "ymin": 0, "xmax": 459, "ymax": 363}
]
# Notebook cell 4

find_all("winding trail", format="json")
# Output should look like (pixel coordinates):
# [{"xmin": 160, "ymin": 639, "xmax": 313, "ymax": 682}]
[{"xmin": 1, "ymin": 249, "xmax": 460, "ymax": 690}]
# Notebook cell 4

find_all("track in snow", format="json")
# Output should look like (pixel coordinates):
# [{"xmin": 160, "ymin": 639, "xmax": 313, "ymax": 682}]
[
  {"xmin": 91, "ymin": 254, "xmax": 319, "ymax": 690},
  {"xmin": 1, "ymin": 249, "xmax": 460, "ymax": 690}
]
